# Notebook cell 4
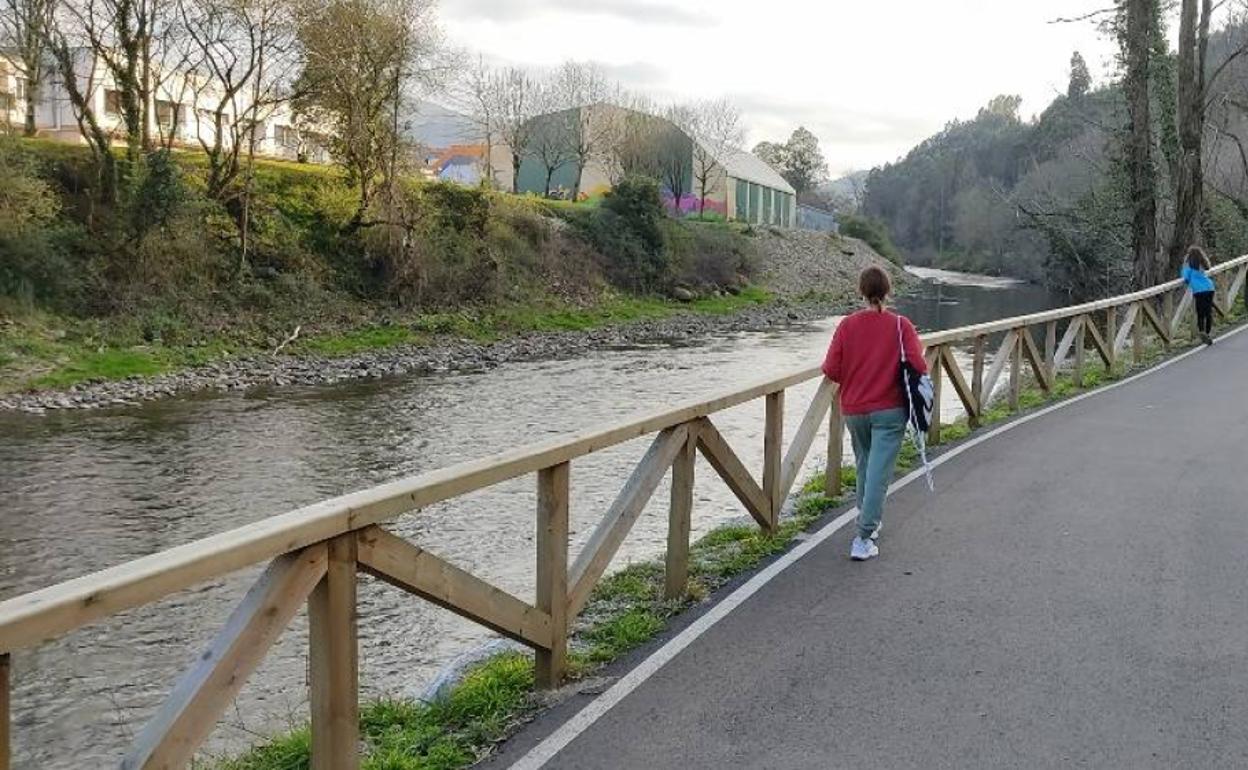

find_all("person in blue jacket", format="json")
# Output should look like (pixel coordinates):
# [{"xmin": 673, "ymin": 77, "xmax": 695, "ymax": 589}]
[{"xmin": 1182, "ymin": 246, "xmax": 1216, "ymax": 345}]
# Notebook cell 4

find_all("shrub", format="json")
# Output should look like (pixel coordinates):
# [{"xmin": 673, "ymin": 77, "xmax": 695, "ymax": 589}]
[
  {"xmin": 839, "ymin": 213, "xmax": 903, "ymax": 264},
  {"xmin": 575, "ymin": 175, "xmax": 671, "ymax": 293},
  {"xmin": 0, "ymin": 137, "xmax": 88, "ymax": 306},
  {"xmin": 663, "ymin": 220, "xmax": 756, "ymax": 290}
]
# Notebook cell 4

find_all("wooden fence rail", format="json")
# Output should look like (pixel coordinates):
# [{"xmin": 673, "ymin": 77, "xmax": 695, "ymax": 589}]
[{"xmin": 2, "ymin": 254, "xmax": 1247, "ymax": 769}]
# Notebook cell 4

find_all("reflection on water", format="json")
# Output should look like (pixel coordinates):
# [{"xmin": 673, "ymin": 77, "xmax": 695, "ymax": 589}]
[{"xmin": 0, "ymin": 267, "xmax": 1066, "ymax": 768}]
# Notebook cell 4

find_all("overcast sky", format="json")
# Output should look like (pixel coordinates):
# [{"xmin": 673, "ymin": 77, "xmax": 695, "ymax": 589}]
[{"xmin": 439, "ymin": 1, "xmax": 1126, "ymax": 178}]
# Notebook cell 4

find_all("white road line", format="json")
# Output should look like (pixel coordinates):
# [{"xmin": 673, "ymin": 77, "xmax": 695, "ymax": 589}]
[{"xmin": 507, "ymin": 322, "xmax": 1248, "ymax": 770}]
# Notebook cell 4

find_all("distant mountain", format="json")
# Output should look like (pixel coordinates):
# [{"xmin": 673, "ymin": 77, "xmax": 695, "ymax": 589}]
[{"xmin": 404, "ymin": 100, "xmax": 481, "ymax": 148}]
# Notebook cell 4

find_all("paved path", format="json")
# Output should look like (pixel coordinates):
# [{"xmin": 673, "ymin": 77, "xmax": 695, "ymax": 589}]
[{"xmin": 492, "ymin": 327, "xmax": 1248, "ymax": 769}]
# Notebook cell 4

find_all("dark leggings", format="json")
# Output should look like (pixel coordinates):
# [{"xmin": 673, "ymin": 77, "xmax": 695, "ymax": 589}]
[{"xmin": 1194, "ymin": 291, "xmax": 1215, "ymax": 335}]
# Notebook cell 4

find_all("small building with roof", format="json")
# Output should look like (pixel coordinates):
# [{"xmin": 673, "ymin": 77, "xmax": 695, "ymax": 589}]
[{"xmin": 496, "ymin": 102, "xmax": 796, "ymax": 226}]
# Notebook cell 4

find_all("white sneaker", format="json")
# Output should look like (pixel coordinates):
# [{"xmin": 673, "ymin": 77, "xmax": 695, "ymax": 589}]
[
  {"xmin": 870, "ymin": 522, "xmax": 882, "ymax": 541},
  {"xmin": 850, "ymin": 537, "xmax": 879, "ymax": 561}
]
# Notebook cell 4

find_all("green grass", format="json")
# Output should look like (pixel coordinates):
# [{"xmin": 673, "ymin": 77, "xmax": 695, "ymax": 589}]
[
  {"xmin": 2, "ymin": 286, "xmax": 779, "ymax": 394},
  {"xmin": 297, "ymin": 325, "xmax": 421, "ymax": 356},
  {"xmin": 31, "ymin": 348, "xmax": 169, "ymax": 388}
]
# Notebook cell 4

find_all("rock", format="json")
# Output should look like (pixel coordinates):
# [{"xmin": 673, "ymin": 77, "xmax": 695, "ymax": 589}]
[{"xmin": 671, "ymin": 287, "xmax": 696, "ymax": 302}]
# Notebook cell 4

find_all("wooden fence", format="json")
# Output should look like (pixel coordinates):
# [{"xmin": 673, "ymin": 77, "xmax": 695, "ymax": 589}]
[{"xmin": 2, "ymin": 254, "xmax": 1247, "ymax": 769}]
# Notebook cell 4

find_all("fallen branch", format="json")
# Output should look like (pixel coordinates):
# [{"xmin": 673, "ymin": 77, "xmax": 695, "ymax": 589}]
[{"xmin": 273, "ymin": 325, "xmax": 302, "ymax": 355}]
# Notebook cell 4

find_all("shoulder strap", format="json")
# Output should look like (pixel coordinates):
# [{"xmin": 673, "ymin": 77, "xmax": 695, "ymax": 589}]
[{"xmin": 897, "ymin": 314, "xmax": 907, "ymax": 364}]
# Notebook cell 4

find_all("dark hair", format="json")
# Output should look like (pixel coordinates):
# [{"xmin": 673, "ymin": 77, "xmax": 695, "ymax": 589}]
[
  {"xmin": 1187, "ymin": 246, "xmax": 1211, "ymax": 271},
  {"xmin": 859, "ymin": 266, "xmax": 891, "ymax": 305}
]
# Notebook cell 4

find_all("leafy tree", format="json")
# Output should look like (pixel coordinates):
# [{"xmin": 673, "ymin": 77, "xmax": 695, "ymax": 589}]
[
  {"xmin": 1068, "ymin": 51, "xmax": 1092, "ymax": 99},
  {"xmin": 294, "ymin": 0, "xmax": 443, "ymax": 228},
  {"xmin": 752, "ymin": 140, "xmax": 787, "ymax": 172},
  {"xmin": 782, "ymin": 127, "xmax": 829, "ymax": 196},
  {"xmin": 754, "ymin": 128, "xmax": 828, "ymax": 197}
]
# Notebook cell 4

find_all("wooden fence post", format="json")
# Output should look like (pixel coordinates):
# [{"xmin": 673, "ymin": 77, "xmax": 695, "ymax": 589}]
[
  {"xmin": 536, "ymin": 462, "xmax": 570, "ymax": 689},
  {"xmin": 826, "ymin": 397, "xmax": 844, "ymax": 498},
  {"xmin": 310, "ymin": 536, "xmax": 359, "ymax": 770},
  {"xmin": 665, "ymin": 430, "xmax": 696, "ymax": 600},
  {"xmin": 1044, "ymin": 322, "xmax": 1057, "ymax": 381},
  {"xmin": 1, "ymin": 654, "xmax": 9, "ymax": 770},
  {"xmin": 763, "ymin": 390, "xmax": 785, "ymax": 530},
  {"xmin": 1105, "ymin": 306, "xmax": 1117, "ymax": 372},
  {"xmin": 972, "ymin": 335, "xmax": 986, "ymax": 408},
  {"xmin": 1133, "ymin": 302, "xmax": 1145, "ymax": 365},
  {"xmin": 1074, "ymin": 317, "xmax": 1086, "ymax": 388},
  {"xmin": 1009, "ymin": 331, "xmax": 1022, "ymax": 411},
  {"xmin": 1162, "ymin": 293, "xmax": 1173, "ymax": 350}
]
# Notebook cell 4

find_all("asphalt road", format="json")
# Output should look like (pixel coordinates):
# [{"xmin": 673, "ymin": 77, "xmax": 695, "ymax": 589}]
[{"xmin": 492, "ymin": 328, "xmax": 1248, "ymax": 769}]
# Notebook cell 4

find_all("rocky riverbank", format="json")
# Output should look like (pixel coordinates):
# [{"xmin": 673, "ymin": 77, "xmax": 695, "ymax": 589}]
[
  {"xmin": 0, "ymin": 297, "xmax": 861, "ymax": 415},
  {"xmin": 0, "ymin": 231, "xmax": 903, "ymax": 415}
]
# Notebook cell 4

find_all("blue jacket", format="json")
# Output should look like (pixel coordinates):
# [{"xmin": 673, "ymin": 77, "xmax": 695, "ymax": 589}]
[{"xmin": 1182, "ymin": 264, "xmax": 1215, "ymax": 294}]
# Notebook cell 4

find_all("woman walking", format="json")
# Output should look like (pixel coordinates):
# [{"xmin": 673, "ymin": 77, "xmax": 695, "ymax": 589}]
[
  {"xmin": 1182, "ymin": 246, "xmax": 1216, "ymax": 345},
  {"xmin": 822, "ymin": 266, "xmax": 927, "ymax": 561}
]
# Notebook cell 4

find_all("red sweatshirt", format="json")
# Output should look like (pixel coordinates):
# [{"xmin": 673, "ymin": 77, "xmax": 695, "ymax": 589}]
[{"xmin": 822, "ymin": 308, "xmax": 927, "ymax": 416}]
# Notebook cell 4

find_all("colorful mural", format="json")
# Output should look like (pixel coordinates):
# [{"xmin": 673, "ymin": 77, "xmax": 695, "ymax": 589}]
[{"xmin": 662, "ymin": 193, "xmax": 728, "ymax": 217}]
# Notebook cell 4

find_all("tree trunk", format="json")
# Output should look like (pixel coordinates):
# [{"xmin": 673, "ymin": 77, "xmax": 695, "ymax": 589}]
[
  {"xmin": 1125, "ymin": 0, "xmax": 1160, "ymax": 289},
  {"xmin": 572, "ymin": 161, "xmax": 583, "ymax": 201},
  {"xmin": 23, "ymin": 91, "xmax": 37, "ymax": 136},
  {"xmin": 544, "ymin": 167, "xmax": 554, "ymax": 198},
  {"xmin": 512, "ymin": 153, "xmax": 521, "ymax": 194},
  {"xmin": 140, "ymin": 33, "xmax": 153, "ymax": 151},
  {"xmin": 1169, "ymin": 0, "xmax": 1212, "ymax": 272}
]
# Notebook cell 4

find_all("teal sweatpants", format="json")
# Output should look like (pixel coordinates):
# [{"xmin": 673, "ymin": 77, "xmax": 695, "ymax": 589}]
[{"xmin": 845, "ymin": 407, "xmax": 908, "ymax": 541}]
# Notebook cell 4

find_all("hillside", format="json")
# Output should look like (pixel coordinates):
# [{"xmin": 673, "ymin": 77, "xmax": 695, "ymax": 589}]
[{"xmin": 0, "ymin": 138, "xmax": 896, "ymax": 406}]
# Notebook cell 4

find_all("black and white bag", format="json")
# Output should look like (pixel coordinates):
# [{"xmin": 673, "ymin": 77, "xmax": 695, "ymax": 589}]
[{"xmin": 897, "ymin": 316, "xmax": 935, "ymax": 491}]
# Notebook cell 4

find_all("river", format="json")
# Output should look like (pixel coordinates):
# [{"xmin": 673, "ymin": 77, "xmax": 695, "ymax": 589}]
[{"xmin": 0, "ymin": 267, "xmax": 1064, "ymax": 768}]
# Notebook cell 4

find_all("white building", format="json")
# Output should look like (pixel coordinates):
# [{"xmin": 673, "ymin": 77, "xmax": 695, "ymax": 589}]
[{"xmin": 0, "ymin": 48, "xmax": 331, "ymax": 164}]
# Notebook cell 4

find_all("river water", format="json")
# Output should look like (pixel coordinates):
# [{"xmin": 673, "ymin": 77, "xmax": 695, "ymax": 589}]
[{"xmin": 0, "ymin": 267, "xmax": 1064, "ymax": 768}]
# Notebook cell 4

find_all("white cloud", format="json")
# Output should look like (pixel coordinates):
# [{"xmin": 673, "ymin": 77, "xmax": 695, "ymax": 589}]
[{"xmin": 441, "ymin": 0, "xmax": 1122, "ymax": 175}]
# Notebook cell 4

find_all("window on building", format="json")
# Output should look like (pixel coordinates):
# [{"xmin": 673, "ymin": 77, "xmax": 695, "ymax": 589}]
[
  {"xmin": 762, "ymin": 186, "xmax": 773, "ymax": 224},
  {"xmin": 15, "ymin": 78, "xmax": 26, "ymax": 100},
  {"xmin": 735, "ymin": 179, "xmax": 748, "ymax": 220},
  {"xmin": 748, "ymin": 183, "xmax": 760, "ymax": 224},
  {"xmin": 0, "ymin": 92, "xmax": 14, "ymax": 111},
  {"xmin": 156, "ymin": 100, "xmax": 180, "ymax": 127},
  {"xmin": 104, "ymin": 89, "xmax": 122, "ymax": 117},
  {"xmin": 274, "ymin": 124, "xmax": 299, "ymax": 149}
]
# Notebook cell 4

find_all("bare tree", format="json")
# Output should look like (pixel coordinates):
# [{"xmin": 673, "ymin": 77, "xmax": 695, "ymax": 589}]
[
  {"xmin": 677, "ymin": 98, "xmax": 743, "ymax": 218},
  {"xmin": 43, "ymin": 20, "xmax": 117, "ymax": 202},
  {"xmin": 527, "ymin": 81, "xmax": 576, "ymax": 197},
  {"xmin": 551, "ymin": 60, "xmax": 617, "ymax": 199},
  {"xmin": 491, "ymin": 66, "xmax": 539, "ymax": 194},
  {"xmin": 55, "ymin": 0, "xmax": 184, "ymax": 156},
  {"xmin": 656, "ymin": 103, "xmax": 693, "ymax": 211},
  {"xmin": 181, "ymin": 0, "xmax": 298, "ymax": 269},
  {"xmin": 1, "ymin": 0, "xmax": 56, "ymax": 135},
  {"xmin": 603, "ymin": 93, "xmax": 660, "ymax": 182},
  {"xmin": 456, "ymin": 55, "xmax": 496, "ymax": 187}
]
